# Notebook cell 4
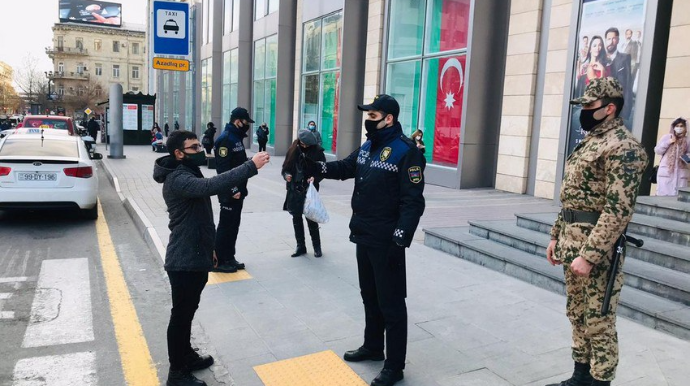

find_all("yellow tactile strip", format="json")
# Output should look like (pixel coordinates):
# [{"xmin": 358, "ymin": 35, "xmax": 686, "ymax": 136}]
[
  {"xmin": 207, "ymin": 270, "xmax": 252, "ymax": 285},
  {"xmin": 254, "ymin": 350, "xmax": 368, "ymax": 386}
]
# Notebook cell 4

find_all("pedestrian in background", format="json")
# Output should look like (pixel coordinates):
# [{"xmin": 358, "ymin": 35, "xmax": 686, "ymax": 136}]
[
  {"xmin": 213, "ymin": 107, "xmax": 254, "ymax": 273},
  {"xmin": 546, "ymin": 78, "xmax": 647, "ymax": 386},
  {"xmin": 202, "ymin": 122, "xmax": 216, "ymax": 155},
  {"xmin": 313, "ymin": 94, "xmax": 426, "ymax": 386},
  {"xmin": 153, "ymin": 130, "xmax": 269, "ymax": 386},
  {"xmin": 165, "ymin": 122, "xmax": 170, "ymax": 137},
  {"xmin": 282, "ymin": 129, "xmax": 326, "ymax": 258},
  {"xmin": 87, "ymin": 116, "xmax": 99, "ymax": 140},
  {"xmin": 410, "ymin": 129, "xmax": 425, "ymax": 154},
  {"xmin": 654, "ymin": 117, "xmax": 689, "ymax": 196},
  {"xmin": 307, "ymin": 120, "xmax": 322, "ymax": 146},
  {"xmin": 256, "ymin": 123, "xmax": 269, "ymax": 152},
  {"xmin": 175, "ymin": 120, "xmax": 180, "ymax": 131},
  {"xmin": 151, "ymin": 127, "xmax": 164, "ymax": 151}
]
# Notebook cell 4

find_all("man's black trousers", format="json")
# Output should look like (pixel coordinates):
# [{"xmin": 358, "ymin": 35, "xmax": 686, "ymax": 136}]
[
  {"xmin": 167, "ymin": 271, "xmax": 208, "ymax": 371},
  {"xmin": 215, "ymin": 199, "xmax": 244, "ymax": 263},
  {"xmin": 258, "ymin": 140, "xmax": 267, "ymax": 152},
  {"xmin": 356, "ymin": 243, "xmax": 407, "ymax": 371}
]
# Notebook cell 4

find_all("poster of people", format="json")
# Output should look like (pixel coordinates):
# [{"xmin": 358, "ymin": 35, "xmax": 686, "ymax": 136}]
[
  {"xmin": 566, "ymin": 0, "xmax": 646, "ymax": 156},
  {"xmin": 59, "ymin": 1, "xmax": 122, "ymax": 27}
]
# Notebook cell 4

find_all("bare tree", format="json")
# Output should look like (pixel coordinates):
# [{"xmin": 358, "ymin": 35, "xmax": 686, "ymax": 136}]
[
  {"xmin": 14, "ymin": 54, "xmax": 49, "ymax": 107},
  {"xmin": 0, "ymin": 82, "xmax": 22, "ymax": 114},
  {"xmin": 60, "ymin": 77, "xmax": 106, "ymax": 117}
]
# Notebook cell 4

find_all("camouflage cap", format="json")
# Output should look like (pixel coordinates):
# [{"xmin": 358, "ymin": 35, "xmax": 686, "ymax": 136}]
[{"xmin": 570, "ymin": 77, "xmax": 624, "ymax": 105}]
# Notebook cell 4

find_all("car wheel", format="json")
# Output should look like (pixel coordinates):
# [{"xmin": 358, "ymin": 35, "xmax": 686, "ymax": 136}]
[{"xmin": 83, "ymin": 203, "xmax": 98, "ymax": 220}]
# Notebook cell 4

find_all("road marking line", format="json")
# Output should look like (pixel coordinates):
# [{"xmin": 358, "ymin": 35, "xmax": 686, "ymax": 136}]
[
  {"xmin": 254, "ymin": 350, "xmax": 368, "ymax": 386},
  {"xmin": 12, "ymin": 351, "xmax": 97, "ymax": 386},
  {"xmin": 0, "ymin": 277, "xmax": 29, "ymax": 283},
  {"xmin": 95, "ymin": 200, "xmax": 159, "ymax": 386},
  {"xmin": 22, "ymin": 258, "xmax": 94, "ymax": 348},
  {"xmin": 1, "ymin": 311, "xmax": 15, "ymax": 319}
]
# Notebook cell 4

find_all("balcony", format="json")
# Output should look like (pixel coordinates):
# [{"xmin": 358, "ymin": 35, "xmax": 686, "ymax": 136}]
[
  {"xmin": 45, "ymin": 46, "xmax": 89, "ymax": 57},
  {"xmin": 49, "ymin": 71, "xmax": 90, "ymax": 81}
]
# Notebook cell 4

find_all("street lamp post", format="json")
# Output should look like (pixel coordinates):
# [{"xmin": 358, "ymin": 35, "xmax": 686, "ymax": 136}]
[{"xmin": 44, "ymin": 71, "xmax": 56, "ymax": 114}]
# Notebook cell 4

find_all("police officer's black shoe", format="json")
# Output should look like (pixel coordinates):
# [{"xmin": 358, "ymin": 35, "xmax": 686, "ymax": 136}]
[
  {"xmin": 370, "ymin": 368, "xmax": 403, "ymax": 386},
  {"xmin": 166, "ymin": 370, "xmax": 207, "ymax": 386},
  {"xmin": 291, "ymin": 245, "xmax": 307, "ymax": 258},
  {"xmin": 546, "ymin": 362, "xmax": 592, "ymax": 386},
  {"xmin": 211, "ymin": 262, "xmax": 237, "ymax": 273},
  {"xmin": 183, "ymin": 353, "xmax": 214, "ymax": 372},
  {"xmin": 229, "ymin": 259, "xmax": 245, "ymax": 270},
  {"xmin": 343, "ymin": 346, "xmax": 385, "ymax": 362}
]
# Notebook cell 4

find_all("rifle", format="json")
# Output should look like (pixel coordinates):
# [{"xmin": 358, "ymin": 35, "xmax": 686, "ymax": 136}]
[{"xmin": 601, "ymin": 233, "xmax": 644, "ymax": 316}]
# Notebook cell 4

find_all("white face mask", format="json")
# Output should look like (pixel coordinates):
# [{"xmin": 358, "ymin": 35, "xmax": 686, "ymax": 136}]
[
  {"xmin": 675, "ymin": 126, "xmax": 686, "ymax": 135},
  {"xmin": 416, "ymin": 136, "xmax": 421, "ymax": 140}
]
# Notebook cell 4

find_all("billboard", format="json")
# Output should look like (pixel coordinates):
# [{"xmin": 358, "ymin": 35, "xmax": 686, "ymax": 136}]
[{"xmin": 59, "ymin": 1, "xmax": 122, "ymax": 27}]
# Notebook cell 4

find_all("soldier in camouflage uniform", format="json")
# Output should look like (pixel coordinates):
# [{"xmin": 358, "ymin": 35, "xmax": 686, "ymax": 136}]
[{"xmin": 545, "ymin": 77, "xmax": 648, "ymax": 386}]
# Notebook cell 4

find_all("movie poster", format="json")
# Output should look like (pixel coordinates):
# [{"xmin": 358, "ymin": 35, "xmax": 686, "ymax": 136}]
[{"xmin": 566, "ymin": 0, "xmax": 647, "ymax": 156}]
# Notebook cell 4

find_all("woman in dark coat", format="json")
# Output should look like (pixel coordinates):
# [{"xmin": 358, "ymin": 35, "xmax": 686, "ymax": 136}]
[
  {"xmin": 201, "ymin": 122, "xmax": 217, "ymax": 155},
  {"xmin": 282, "ymin": 129, "xmax": 326, "ymax": 257}
]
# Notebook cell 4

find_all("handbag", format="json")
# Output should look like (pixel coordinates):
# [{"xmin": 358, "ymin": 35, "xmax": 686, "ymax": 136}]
[
  {"xmin": 303, "ymin": 182, "xmax": 329, "ymax": 223},
  {"xmin": 649, "ymin": 165, "xmax": 658, "ymax": 184}
]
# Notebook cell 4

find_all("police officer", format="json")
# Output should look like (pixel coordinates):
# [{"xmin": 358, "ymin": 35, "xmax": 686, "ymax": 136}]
[
  {"xmin": 545, "ymin": 77, "xmax": 647, "ymax": 386},
  {"xmin": 213, "ymin": 107, "xmax": 255, "ymax": 273},
  {"xmin": 314, "ymin": 94, "xmax": 425, "ymax": 386}
]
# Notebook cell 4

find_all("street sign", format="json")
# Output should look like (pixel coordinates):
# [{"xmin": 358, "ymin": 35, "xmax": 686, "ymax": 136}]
[
  {"xmin": 153, "ymin": 1, "xmax": 189, "ymax": 56},
  {"xmin": 84, "ymin": 108, "xmax": 92, "ymax": 115},
  {"xmin": 152, "ymin": 57, "xmax": 190, "ymax": 72}
]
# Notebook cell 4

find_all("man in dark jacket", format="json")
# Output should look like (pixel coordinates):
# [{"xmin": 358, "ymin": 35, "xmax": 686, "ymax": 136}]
[
  {"xmin": 213, "ymin": 107, "xmax": 254, "ymax": 272},
  {"xmin": 87, "ymin": 117, "xmax": 99, "ymax": 140},
  {"xmin": 314, "ymin": 94, "xmax": 425, "ymax": 386},
  {"xmin": 154, "ymin": 130, "xmax": 269, "ymax": 386}
]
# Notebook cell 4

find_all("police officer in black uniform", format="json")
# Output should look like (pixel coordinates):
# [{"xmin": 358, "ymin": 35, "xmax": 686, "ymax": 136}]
[
  {"xmin": 315, "ymin": 94, "xmax": 425, "ymax": 386},
  {"xmin": 213, "ymin": 107, "xmax": 257, "ymax": 273}
]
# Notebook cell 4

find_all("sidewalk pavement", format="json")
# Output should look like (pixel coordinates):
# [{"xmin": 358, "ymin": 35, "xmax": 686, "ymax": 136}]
[{"xmin": 100, "ymin": 144, "xmax": 690, "ymax": 386}]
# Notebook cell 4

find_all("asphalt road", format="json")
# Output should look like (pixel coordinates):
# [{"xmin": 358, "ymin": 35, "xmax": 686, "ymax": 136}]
[{"xmin": 0, "ymin": 167, "xmax": 174, "ymax": 385}]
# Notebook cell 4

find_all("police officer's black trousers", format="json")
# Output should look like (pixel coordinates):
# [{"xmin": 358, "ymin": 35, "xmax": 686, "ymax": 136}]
[
  {"xmin": 167, "ymin": 271, "xmax": 208, "ymax": 371},
  {"xmin": 215, "ymin": 199, "xmax": 244, "ymax": 263},
  {"xmin": 356, "ymin": 243, "xmax": 407, "ymax": 371}
]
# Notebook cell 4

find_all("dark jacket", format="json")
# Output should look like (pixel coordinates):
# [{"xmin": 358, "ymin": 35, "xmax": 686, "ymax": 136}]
[
  {"xmin": 214, "ymin": 123, "xmax": 249, "ymax": 202},
  {"xmin": 282, "ymin": 142, "xmax": 326, "ymax": 215},
  {"xmin": 256, "ymin": 126, "xmax": 269, "ymax": 143},
  {"xmin": 87, "ymin": 119, "xmax": 99, "ymax": 134},
  {"xmin": 319, "ymin": 122, "xmax": 425, "ymax": 247},
  {"xmin": 607, "ymin": 51, "xmax": 633, "ymax": 119},
  {"xmin": 153, "ymin": 156, "xmax": 258, "ymax": 271},
  {"xmin": 202, "ymin": 126, "xmax": 217, "ymax": 147}
]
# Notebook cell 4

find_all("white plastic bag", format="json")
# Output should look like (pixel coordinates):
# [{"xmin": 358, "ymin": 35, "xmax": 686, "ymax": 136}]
[{"xmin": 303, "ymin": 182, "xmax": 329, "ymax": 224}]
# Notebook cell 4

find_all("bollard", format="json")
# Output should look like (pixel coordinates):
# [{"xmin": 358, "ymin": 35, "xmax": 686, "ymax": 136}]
[{"xmin": 108, "ymin": 84, "xmax": 126, "ymax": 159}]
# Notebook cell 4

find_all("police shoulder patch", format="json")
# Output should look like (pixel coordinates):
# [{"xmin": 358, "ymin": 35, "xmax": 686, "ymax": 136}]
[
  {"xmin": 219, "ymin": 147, "xmax": 228, "ymax": 157},
  {"xmin": 380, "ymin": 147, "xmax": 392, "ymax": 162},
  {"xmin": 408, "ymin": 166, "xmax": 422, "ymax": 184}
]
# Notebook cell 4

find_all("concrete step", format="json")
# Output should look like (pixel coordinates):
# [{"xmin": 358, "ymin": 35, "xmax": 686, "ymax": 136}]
[
  {"xmin": 679, "ymin": 188, "xmax": 690, "ymax": 203},
  {"xmin": 469, "ymin": 220, "xmax": 690, "ymax": 305},
  {"xmin": 636, "ymin": 196, "xmax": 690, "ymax": 222},
  {"xmin": 424, "ymin": 226, "xmax": 690, "ymax": 340},
  {"xmin": 517, "ymin": 212, "xmax": 690, "ymax": 248}
]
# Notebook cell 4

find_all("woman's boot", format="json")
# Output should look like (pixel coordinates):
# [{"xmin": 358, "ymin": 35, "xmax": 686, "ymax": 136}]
[
  {"xmin": 307, "ymin": 220, "xmax": 322, "ymax": 257},
  {"xmin": 292, "ymin": 216, "xmax": 307, "ymax": 257}
]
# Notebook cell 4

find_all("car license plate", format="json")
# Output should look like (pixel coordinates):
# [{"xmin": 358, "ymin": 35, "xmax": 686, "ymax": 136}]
[{"xmin": 18, "ymin": 172, "xmax": 58, "ymax": 182}]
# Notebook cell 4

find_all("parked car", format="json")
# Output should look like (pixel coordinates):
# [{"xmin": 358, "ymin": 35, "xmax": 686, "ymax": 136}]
[
  {"xmin": 19, "ymin": 115, "xmax": 76, "ymax": 135},
  {"xmin": 0, "ymin": 128, "xmax": 102, "ymax": 219}
]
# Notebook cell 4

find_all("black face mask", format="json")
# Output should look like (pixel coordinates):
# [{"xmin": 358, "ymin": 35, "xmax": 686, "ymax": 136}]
[
  {"xmin": 364, "ymin": 118, "xmax": 385, "ymax": 134},
  {"xmin": 579, "ymin": 106, "xmax": 608, "ymax": 132},
  {"xmin": 183, "ymin": 151, "xmax": 207, "ymax": 167}
]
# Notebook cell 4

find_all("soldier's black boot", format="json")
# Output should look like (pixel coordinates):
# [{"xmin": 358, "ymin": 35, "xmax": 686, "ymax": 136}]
[
  {"xmin": 291, "ymin": 216, "xmax": 307, "ymax": 257},
  {"xmin": 546, "ymin": 362, "xmax": 592, "ymax": 386},
  {"xmin": 166, "ymin": 370, "xmax": 207, "ymax": 386},
  {"xmin": 590, "ymin": 381, "xmax": 610, "ymax": 386},
  {"xmin": 307, "ymin": 220, "xmax": 322, "ymax": 257}
]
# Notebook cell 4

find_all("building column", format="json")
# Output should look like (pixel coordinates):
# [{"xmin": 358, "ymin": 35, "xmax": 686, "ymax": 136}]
[
  {"xmin": 237, "ymin": 0, "xmax": 253, "ymax": 114},
  {"xmin": 273, "ymin": 0, "xmax": 298, "ymax": 156},
  {"xmin": 336, "ymin": 0, "xmax": 369, "ymax": 159},
  {"xmin": 211, "ymin": 0, "xmax": 224, "ymax": 128}
]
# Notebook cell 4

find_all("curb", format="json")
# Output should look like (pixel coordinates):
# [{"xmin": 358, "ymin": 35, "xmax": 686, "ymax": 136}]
[{"xmin": 98, "ymin": 159, "xmax": 166, "ymax": 262}]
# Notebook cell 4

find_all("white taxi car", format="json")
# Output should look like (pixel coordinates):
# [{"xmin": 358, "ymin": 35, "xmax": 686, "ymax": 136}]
[{"xmin": 0, "ymin": 128, "xmax": 102, "ymax": 219}]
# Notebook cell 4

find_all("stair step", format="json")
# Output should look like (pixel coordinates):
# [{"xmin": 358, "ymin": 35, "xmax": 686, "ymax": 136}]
[
  {"xmin": 469, "ymin": 220, "xmax": 690, "ymax": 305},
  {"xmin": 679, "ymin": 188, "xmax": 690, "ymax": 203},
  {"xmin": 636, "ymin": 196, "xmax": 690, "ymax": 222},
  {"xmin": 424, "ymin": 228, "xmax": 690, "ymax": 340}
]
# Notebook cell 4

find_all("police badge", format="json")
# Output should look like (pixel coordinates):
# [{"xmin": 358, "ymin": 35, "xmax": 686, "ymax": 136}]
[
  {"xmin": 380, "ymin": 147, "xmax": 392, "ymax": 162},
  {"xmin": 218, "ymin": 147, "xmax": 228, "ymax": 157}
]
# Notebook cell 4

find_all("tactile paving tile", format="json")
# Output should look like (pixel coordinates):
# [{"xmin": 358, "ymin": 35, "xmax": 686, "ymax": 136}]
[
  {"xmin": 207, "ymin": 270, "xmax": 252, "ymax": 285},
  {"xmin": 254, "ymin": 350, "xmax": 368, "ymax": 386}
]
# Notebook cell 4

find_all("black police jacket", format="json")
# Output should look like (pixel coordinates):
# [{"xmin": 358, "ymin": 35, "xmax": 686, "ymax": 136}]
[
  {"xmin": 320, "ymin": 122, "xmax": 425, "ymax": 248},
  {"xmin": 214, "ymin": 123, "xmax": 250, "ymax": 202}
]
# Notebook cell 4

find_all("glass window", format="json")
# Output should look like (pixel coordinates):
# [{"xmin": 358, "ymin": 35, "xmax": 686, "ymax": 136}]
[
  {"xmin": 76, "ymin": 63, "xmax": 84, "ymax": 74},
  {"xmin": 387, "ymin": 0, "xmax": 425, "ymax": 59},
  {"xmin": 95, "ymin": 63, "xmax": 102, "ymax": 76},
  {"xmin": 201, "ymin": 59, "xmax": 213, "ymax": 125},
  {"xmin": 301, "ymin": 75, "xmax": 319, "ymax": 128},
  {"xmin": 255, "ymin": 0, "xmax": 266, "ymax": 20},
  {"xmin": 132, "ymin": 66, "xmax": 139, "ymax": 79},
  {"xmin": 185, "ymin": 72, "xmax": 193, "ymax": 130},
  {"xmin": 163, "ymin": 72, "xmax": 169, "ymax": 124},
  {"xmin": 265, "ymin": 35, "xmax": 278, "ymax": 78},
  {"xmin": 94, "ymin": 39, "xmax": 102, "ymax": 51},
  {"xmin": 113, "ymin": 41, "xmax": 120, "ymax": 52},
  {"xmin": 203, "ymin": 0, "xmax": 209, "ymax": 44},
  {"xmin": 57, "ymin": 36, "xmax": 64, "ymax": 48},
  {"xmin": 113, "ymin": 65, "xmax": 120, "ymax": 78},
  {"xmin": 384, "ymin": 0, "xmax": 470, "ymax": 167},
  {"xmin": 208, "ymin": 0, "xmax": 214, "ymax": 43},
  {"xmin": 223, "ymin": 0, "xmax": 232, "ymax": 35},
  {"xmin": 253, "ymin": 37, "xmax": 277, "ymax": 145},
  {"xmin": 132, "ymin": 42, "xmax": 139, "ymax": 54},
  {"xmin": 232, "ymin": 0, "xmax": 240, "ymax": 31},
  {"xmin": 302, "ymin": 20, "xmax": 321, "ymax": 73},
  {"xmin": 321, "ymin": 13, "xmax": 343, "ymax": 70},
  {"xmin": 58, "ymin": 62, "xmax": 64, "ymax": 73},
  {"xmin": 268, "ymin": 0, "xmax": 279, "ymax": 14},
  {"xmin": 1, "ymin": 138, "xmax": 77, "ymax": 158},
  {"xmin": 254, "ymin": 39, "xmax": 266, "ymax": 80},
  {"xmin": 320, "ymin": 71, "xmax": 340, "ymax": 152},
  {"xmin": 222, "ymin": 50, "xmax": 231, "ymax": 122},
  {"xmin": 76, "ymin": 38, "xmax": 83, "ymax": 50}
]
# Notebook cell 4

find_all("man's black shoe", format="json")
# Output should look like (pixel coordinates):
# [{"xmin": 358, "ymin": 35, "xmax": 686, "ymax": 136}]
[
  {"xmin": 229, "ymin": 259, "xmax": 245, "ymax": 270},
  {"xmin": 343, "ymin": 347, "xmax": 385, "ymax": 362},
  {"xmin": 211, "ymin": 263, "xmax": 237, "ymax": 273},
  {"xmin": 370, "ymin": 368, "xmax": 403, "ymax": 386},
  {"xmin": 184, "ymin": 354, "xmax": 214, "ymax": 372},
  {"xmin": 166, "ymin": 370, "xmax": 207, "ymax": 386}
]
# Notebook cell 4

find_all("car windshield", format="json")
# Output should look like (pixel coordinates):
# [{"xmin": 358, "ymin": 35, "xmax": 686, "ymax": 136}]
[
  {"xmin": 0, "ymin": 138, "xmax": 79, "ymax": 158},
  {"xmin": 23, "ymin": 119, "xmax": 70, "ymax": 130}
]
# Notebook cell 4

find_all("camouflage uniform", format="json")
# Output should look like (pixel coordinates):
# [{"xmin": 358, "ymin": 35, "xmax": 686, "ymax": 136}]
[{"xmin": 550, "ymin": 77, "xmax": 648, "ymax": 382}]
